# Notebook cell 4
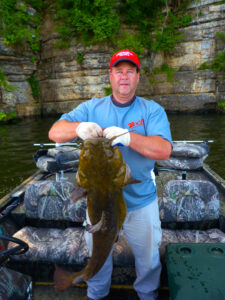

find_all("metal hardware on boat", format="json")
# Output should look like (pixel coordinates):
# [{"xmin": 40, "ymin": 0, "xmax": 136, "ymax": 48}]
[
  {"xmin": 10, "ymin": 190, "xmax": 24, "ymax": 198},
  {"xmin": 182, "ymin": 171, "xmax": 187, "ymax": 180},
  {"xmin": 60, "ymin": 170, "xmax": 66, "ymax": 181},
  {"xmin": 0, "ymin": 190, "xmax": 24, "ymax": 219},
  {"xmin": 33, "ymin": 143, "xmax": 78, "ymax": 147},
  {"xmin": 55, "ymin": 170, "xmax": 67, "ymax": 182},
  {"xmin": 173, "ymin": 140, "xmax": 214, "ymax": 143}
]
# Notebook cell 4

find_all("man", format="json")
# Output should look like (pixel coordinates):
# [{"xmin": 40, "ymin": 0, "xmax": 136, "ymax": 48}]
[{"xmin": 49, "ymin": 49, "xmax": 172, "ymax": 300}]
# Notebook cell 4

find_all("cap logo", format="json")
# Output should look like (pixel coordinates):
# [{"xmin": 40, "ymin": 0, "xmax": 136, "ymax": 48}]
[{"xmin": 116, "ymin": 51, "xmax": 133, "ymax": 57}]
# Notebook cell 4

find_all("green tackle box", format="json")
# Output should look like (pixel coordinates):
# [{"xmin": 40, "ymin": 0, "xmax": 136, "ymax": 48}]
[{"xmin": 165, "ymin": 243, "xmax": 225, "ymax": 300}]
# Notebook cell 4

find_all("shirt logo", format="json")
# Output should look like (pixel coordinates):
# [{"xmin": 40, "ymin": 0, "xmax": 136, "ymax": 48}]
[{"xmin": 128, "ymin": 118, "xmax": 144, "ymax": 129}]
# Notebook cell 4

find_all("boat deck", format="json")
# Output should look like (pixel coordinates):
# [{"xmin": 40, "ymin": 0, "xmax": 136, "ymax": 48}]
[
  {"xmin": 1, "ymin": 164, "xmax": 225, "ymax": 300},
  {"xmin": 33, "ymin": 284, "xmax": 169, "ymax": 300}
]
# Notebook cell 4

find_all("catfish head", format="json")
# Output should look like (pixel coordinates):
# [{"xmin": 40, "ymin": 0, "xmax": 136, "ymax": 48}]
[{"xmin": 76, "ymin": 137, "xmax": 133, "ymax": 192}]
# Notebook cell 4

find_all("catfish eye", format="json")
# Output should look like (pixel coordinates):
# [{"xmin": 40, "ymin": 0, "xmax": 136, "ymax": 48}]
[{"xmin": 105, "ymin": 149, "xmax": 113, "ymax": 158}]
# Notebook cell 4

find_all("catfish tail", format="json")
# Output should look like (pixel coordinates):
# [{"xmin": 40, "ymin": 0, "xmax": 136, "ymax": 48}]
[{"xmin": 54, "ymin": 264, "xmax": 84, "ymax": 292}]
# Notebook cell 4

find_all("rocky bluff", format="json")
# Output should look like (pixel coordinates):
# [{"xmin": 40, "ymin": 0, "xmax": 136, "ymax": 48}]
[{"xmin": 0, "ymin": 0, "xmax": 224, "ymax": 117}]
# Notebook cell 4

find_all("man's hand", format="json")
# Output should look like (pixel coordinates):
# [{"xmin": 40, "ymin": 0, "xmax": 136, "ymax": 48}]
[
  {"xmin": 76, "ymin": 122, "xmax": 102, "ymax": 139},
  {"xmin": 103, "ymin": 126, "xmax": 130, "ymax": 147}
]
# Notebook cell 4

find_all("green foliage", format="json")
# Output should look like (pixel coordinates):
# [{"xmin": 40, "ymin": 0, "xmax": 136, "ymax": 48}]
[
  {"xmin": 52, "ymin": 0, "xmax": 192, "ymax": 54},
  {"xmin": 76, "ymin": 53, "xmax": 84, "ymax": 64},
  {"xmin": 118, "ymin": 1, "xmax": 192, "ymax": 54},
  {"xmin": 198, "ymin": 51, "xmax": 225, "ymax": 74},
  {"xmin": 0, "ymin": 111, "xmax": 17, "ymax": 122},
  {"xmin": 23, "ymin": 0, "xmax": 46, "ymax": 12},
  {"xmin": 116, "ymin": 31, "xmax": 146, "ymax": 56},
  {"xmin": 0, "ymin": 0, "xmax": 41, "ymax": 54},
  {"xmin": 0, "ymin": 67, "xmax": 14, "ymax": 91},
  {"xmin": 27, "ymin": 75, "xmax": 40, "ymax": 101},
  {"xmin": 210, "ymin": 52, "xmax": 225, "ymax": 73},
  {"xmin": 54, "ymin": 0, "xmax": 120, "ymax": 44},
  {"xmin": 218, "ymin": 102, "xmax": 225, "ymax": 110},
  {"xmin": 151, "ymin": 12, "xmax": 191, "ymax": 53},
  {"xmin": 54, "ymin": 40, "xmax": 71, "ymax": 49},
  {"xmin": 0, "ymin": 0, "xmax": 192, "ymax": 56},
  {"xmin": 198, "ymin": 54, "xmax": 225, "ymax": 73},
  {"xmin": 216, "ymin": 32, "xmax": 225, "ymax": 40},
  {"xmin": 104, "ymin": 86, "xmax": 112, "ymax": 96},
  {"xmin": 198, "ymin": 32, "xmax": 225, "ymax": 74},
  {"xmin": 153, "ymin": 63, "xmax": 175, "ymax": 82}
]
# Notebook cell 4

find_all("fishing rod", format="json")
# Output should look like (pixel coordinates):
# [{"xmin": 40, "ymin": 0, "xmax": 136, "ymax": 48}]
[
  {"xmin": 173, "ymin": 140, "xmax": 214, "ymax": 143},
  {"xmin": 33, "ymin": 143, "xmax": 79, "ymax": 147},
  {"xmin": 33, "ymin": 140, "xmax": 214, "ymax": 147}
]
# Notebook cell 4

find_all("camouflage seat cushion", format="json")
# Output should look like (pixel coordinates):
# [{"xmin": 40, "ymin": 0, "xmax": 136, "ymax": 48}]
[
  {"xmin": 8, "ymin": 226, "xmax": 225, "ymax": 267},
  {"xmin": 169, "ymin": 143, "xmax": 209, "ymax": 158},
  {"xmin": 8, "ymin": 226, "xmax": 134, "ymax": 267},
  {"xmin": 0, "ymin": 267, "xmax": 31, "ymax": 299},
  {"xmin": 157, "ymin": 142, "xmax": 209, "ymax": 170},
  {"xmin": 159, "ymin": 180, "xmax": 220, "ymax": 222},
  {"xmin": 24, "ymin": 180, "xmax": 87, "ymax": 222},
  {"xmin": 34, "ymin": 146, "xmax": 80, "ymax": 172},
  {"xmin": 157, "ymin": 156, "xmax": 205, "ymax": 170}
]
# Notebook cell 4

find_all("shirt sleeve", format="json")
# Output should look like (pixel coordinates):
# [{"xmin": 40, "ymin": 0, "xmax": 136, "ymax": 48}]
[
  {"xmin": 146, "ymin": 102, "xmax": 173, "ymax": 145},
  {"xmin": 58, "ymin": 101, "xmax": 90, "ymax": 122}
]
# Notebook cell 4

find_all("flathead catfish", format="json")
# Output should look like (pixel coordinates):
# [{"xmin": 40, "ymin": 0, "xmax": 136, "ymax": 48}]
[{"xmin": 54, "ymin": 137, "xmax": 137, "ymax": 292}]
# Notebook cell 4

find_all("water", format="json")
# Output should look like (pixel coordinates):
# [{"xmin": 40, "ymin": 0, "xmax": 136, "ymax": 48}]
[{"xmin": 0, "ymin": 114, "xmax": 224, "ymax": 199}]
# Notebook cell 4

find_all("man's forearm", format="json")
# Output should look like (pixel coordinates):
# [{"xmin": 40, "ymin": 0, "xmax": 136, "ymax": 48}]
[
  {"xmin": 48, "ymin": 120, "xmax": 80, "ymax": 143},
  {"xmin": 129, "ymin": 132, "xmax": 172, "ymax": 160}
]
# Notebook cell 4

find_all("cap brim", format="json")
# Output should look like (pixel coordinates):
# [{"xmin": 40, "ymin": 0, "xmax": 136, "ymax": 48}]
[{"xmin": 111, "ymin": 58, "xmax": 138, "ymax": 68}]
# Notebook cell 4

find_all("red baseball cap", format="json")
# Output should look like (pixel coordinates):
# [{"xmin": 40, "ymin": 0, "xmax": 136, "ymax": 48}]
[{"xmin": 110, "ymin": 50, "xmax": 139, "ymax": 69}]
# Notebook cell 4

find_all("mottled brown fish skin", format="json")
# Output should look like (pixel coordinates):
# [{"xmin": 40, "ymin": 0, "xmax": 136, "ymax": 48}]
[{"xmin": 54, "ymin": 137, "xmax": 128, "ymax": 292}]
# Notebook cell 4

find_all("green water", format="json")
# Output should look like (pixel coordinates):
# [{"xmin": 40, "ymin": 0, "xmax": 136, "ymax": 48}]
[{"xmin": 0, "ymin": 114, "xmax": 224, "ymax": 199}]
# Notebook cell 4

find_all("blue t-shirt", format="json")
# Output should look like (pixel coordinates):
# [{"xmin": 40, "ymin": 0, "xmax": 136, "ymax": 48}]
[{"xmin": 59, "ymin": 95, "xmax": 173, "ymax": 211}]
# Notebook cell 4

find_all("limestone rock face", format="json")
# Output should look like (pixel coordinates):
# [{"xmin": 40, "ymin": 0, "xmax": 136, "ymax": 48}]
[
  {"xmin": 0, "ymin": 0, "xmax": 224, "ymax": 116},
  {"xmin": 0, "ymin": 37, "xmax": 39, "ymax": 116}
]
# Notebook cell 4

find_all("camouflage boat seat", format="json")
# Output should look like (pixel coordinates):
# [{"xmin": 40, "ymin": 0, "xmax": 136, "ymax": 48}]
[
  {"xmin": 24, "ymin": 180, "xmax": 87, "ymax": 226},
  {"xmin": 7, "ymin": 226, "xmax": 135, "ymax": 284},
  {"xmin": 7, "ymin": 178, "xmax": 225, "ymax": 283},
  {"xmin": 158, "ymin": 179, "xmax": 225, "ymax": 260},
  {"xmin": 159, "ymin": 180, "xmax": 220, "ymax": 223}
]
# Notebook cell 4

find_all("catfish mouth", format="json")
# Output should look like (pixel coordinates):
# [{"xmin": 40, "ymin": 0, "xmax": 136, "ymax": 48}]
[
  {"xmin": 82, "ymin": 131, "xmax": 130, "ymax": 148},
  {"xmin": 83, "ymin": 137, "xmax": 112, "ymax": 150}
]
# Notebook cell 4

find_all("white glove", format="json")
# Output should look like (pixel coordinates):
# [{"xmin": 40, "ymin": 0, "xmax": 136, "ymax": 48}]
[
  {"xmin": 76, "ymin": 122, "xmax": 102, "ymax": 140},
  {"xmin": 103, "ymin": 126, "xmax": 130, "ymax": 147}
]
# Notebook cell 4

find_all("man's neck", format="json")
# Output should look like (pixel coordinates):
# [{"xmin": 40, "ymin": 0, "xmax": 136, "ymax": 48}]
[{"xmin": 111, "ymin": 94, "xmax": 136, "ymax": 107}]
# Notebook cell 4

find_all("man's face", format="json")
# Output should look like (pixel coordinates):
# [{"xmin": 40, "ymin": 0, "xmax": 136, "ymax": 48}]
[{"xmin": 109, "ymin": 61, "xmax": 140, "ymax": 103}]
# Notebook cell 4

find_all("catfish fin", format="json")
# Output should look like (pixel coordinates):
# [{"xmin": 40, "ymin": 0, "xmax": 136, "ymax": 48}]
[
  {"xmin": 70, "ymin": 187, "xmax": 87, "ymax": 203},
  {"xmin": 86, "ymin": 211, "xmax": 107, "ymax": 233},
  {"xmin": 127, "ymin": 177, "xmax": 141, "ymax": 185},
  {"xmin": 123, "ymin": 163, "xmax": 141, "ymax": 186},
  {"xmin": 54, "ymin": 264, "xmax": 74, "ymax": 292}
]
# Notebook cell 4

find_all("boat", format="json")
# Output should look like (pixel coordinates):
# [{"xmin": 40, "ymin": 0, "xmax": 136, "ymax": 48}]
[{"xmin": 0, "ymin": 141, "xmax": 225, "ymax": 300}]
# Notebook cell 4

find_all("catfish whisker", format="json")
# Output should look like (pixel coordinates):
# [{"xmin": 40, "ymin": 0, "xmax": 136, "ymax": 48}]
[{"xmin": 109, "ymin": 129, "xmax": 137, "ymax": 144}]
